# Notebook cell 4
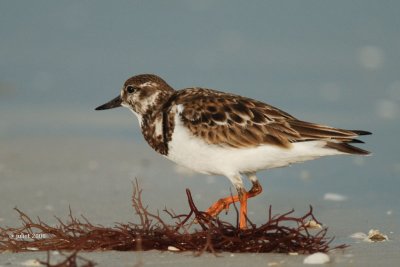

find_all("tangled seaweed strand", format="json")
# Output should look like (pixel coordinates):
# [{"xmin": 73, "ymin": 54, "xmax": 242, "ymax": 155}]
[
  {"xmin": 0, "ymin": 181, "xmax": 346, "ymax": 254},
  {"xmin": 38, "ymin": 251, "xmax": 96, "ymax": 267}
]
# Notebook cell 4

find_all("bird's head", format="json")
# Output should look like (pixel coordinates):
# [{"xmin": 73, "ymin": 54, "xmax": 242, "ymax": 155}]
[{"xmin": 95, "ymin": 74, "xmax": 174, "ymax": 118}]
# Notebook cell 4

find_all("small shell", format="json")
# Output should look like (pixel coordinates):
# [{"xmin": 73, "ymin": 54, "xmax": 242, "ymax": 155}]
[
  {"xmin": 350, "ymin": 232, "xmax": 367, "ymax": 240},
  {"xmin": 323, "ymin": 193, "xmax": 348, "ymax": 201},
  {"xmin": 268, "ymin": 261, "xmax": 285, "ymax": 266},
  {"xmin": 367, "ymin": 229, "xmax": 388, "ymax": 242},
  {"xmin": 303, "ymin": 252, "xmax": 330, "ymax": 264},
  {"xmin": 167, "ymin": 246, "xmax": 180, "ymax": 251},
  {"xmin": 304, "ymin": 220, "xmax": 322, "ymax": 229},
  {"xmin": 20, "ymin": 259, "xmax": 41, "ymax": 266}
]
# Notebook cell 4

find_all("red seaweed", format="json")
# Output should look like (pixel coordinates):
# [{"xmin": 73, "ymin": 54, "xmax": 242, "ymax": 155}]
[{"xmin": 0, "ymin": 180, "xmax": 346, "ymax": 255}]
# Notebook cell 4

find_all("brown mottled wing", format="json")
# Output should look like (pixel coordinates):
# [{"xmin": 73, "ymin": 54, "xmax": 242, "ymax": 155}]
[
  {"xmin": 171, "ymin": 88, "xmax": 371, "ymax": 153},
  {"xmin": 172, "ymin": 88, "xmax": 301, "ymax": 148}
]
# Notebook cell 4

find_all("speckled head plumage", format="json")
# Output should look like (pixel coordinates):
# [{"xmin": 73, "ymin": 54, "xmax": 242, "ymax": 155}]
[
  {"xmin": 96, "ymin": 74, "xmax": 176, "ymax": 155},
  {"xmin": 96, "ymin": 74, "xmax": 174, "ymax": 115}
]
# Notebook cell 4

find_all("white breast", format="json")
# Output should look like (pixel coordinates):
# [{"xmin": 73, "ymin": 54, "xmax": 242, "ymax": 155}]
[{"xmin": 166, "ymin": 113, "xmax": 344, "ymax": 177}]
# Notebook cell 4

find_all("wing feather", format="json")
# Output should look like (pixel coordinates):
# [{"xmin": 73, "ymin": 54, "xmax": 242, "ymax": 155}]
[{"xmin": 167, "ymin": 88, "xmax": 370, "ymax": 152}]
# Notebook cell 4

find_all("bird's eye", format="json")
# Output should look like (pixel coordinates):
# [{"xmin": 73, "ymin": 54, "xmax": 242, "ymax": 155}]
[{"xmin": 126, "ymin": 86, "xmax": 137, "ymax": 94}]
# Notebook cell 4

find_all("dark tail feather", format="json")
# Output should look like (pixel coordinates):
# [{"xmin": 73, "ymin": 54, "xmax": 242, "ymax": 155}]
[
  {"xmin": 351, "ymin": 130, "xmax": 372, "ymax": 136},
  {"xmin": 325, "ymin": 142, "xmax": 371, "ymax": 155},
  {"xmin": 348, "ymin": 139, "xmax": 364, "ymax": 144},
  {"xmin": 290, "ymin": 121, "xmax": 372, "ymax": 140}
]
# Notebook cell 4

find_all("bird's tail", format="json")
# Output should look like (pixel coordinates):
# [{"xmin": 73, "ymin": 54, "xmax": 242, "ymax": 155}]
[{"xmin": 324, "ymin": 129, "xmax": 371, "ymax": 155}]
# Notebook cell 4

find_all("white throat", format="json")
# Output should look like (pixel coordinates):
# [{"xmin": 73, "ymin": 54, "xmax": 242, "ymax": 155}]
[{"xmin": 122, "ymin": 103, "xmax": 143, "ymax": 126}]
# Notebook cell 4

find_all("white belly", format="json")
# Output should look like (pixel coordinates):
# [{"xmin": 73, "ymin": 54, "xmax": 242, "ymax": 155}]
[{"xmin": 167, "ymin": 119, "xmax": 343, "ymax": 177}]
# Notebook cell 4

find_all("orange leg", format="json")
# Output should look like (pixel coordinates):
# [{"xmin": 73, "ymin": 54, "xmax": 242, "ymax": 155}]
[
  {"xmin": 238, "ymin": 188, "xmax": 248, "ymax": 229},
  {"xmin": 205, "ymin": 181, "xmax": 263, "ymax": 229}
]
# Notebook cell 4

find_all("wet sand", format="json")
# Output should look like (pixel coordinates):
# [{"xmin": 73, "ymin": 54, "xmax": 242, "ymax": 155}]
[{"xmin": 0, "ymin": 136, "xmax": 398, "ymax": 266}]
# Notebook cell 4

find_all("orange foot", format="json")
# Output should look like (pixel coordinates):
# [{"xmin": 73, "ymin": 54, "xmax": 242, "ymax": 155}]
[{"xmin": 205, "ymin": 181, "xmax": 262, "ymax": 229}]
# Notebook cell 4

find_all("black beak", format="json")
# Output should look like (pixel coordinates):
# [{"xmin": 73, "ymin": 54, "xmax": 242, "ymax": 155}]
[{"xmin": 95, "ymin": 96, "xmax": 122, "ymax": 110}]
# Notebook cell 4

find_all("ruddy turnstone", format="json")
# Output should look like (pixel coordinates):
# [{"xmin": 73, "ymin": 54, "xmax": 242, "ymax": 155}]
[{"xmin": 95, "ymin": 74, "xmax": 371, "ymax": 229}]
